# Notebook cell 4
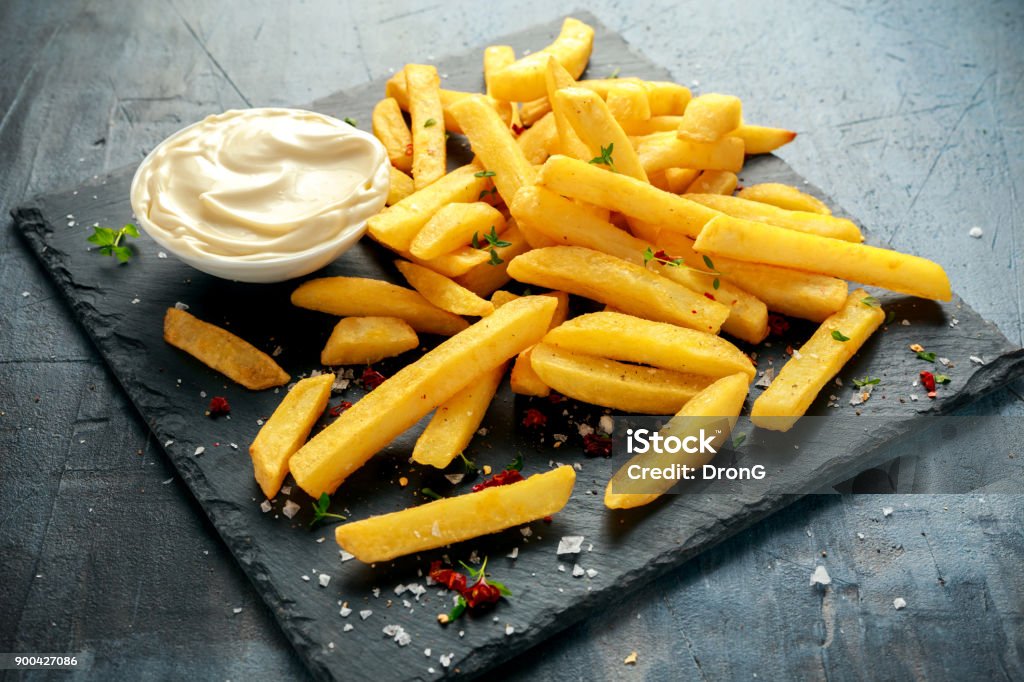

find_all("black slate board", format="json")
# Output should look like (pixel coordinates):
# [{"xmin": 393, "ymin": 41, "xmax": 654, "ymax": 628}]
[{"xmin": 11, "ymin": 13, "xmax": 1024, "ymax": 681}]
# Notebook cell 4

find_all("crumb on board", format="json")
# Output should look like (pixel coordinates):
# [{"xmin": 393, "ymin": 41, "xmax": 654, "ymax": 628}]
[{"xmin": 624, "ymin": 651, "xmax": 638, "ymax": 665}]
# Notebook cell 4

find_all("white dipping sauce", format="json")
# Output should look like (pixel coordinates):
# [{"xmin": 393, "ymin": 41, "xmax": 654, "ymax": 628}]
[{"xmin": 131, "ymin": 108, "xmax": 388, "ymax": 263}]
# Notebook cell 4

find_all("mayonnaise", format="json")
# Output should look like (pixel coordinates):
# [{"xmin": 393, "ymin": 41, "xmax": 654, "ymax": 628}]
[{"xmin": 130, "ymin": 108, "xmax": 389, "ymax": 264}]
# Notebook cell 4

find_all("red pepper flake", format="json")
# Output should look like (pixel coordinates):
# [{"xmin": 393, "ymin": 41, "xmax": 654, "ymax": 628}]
[
  {"xmin": 542, "ymin": 515, "xmax": 553, "ymax": 523},
  {"xmin": 472, "ymin": 469, "xmax": 524, "ymax": 492},
  {"xmin": 431, "ymin": 558, "xmax": 510, "ymax": 623},
  {"xmin": 429, "ymin": 561, "xmax": 468, "ymax": 593},
  {"xmin": 653, "ymin": 249, "xmax": 674, "ymax": 261},
  {"xmin": 785, "ymin": 345, "xmax": 794, "ymax": 356},
  {"xmin": 583, "ymin": 433, "xmax": 612, "ymax": 457},
  {"xmin": 328, "ymin": 400, "xmax": 353, "ymax": 417},
  {"xmin": 404, "ymin": 142, "xmax": 413, "ymax": 156},
  {"xmin": 511, "ymin": 123, "xmax": 525, "ymax": 136},
  {"xmin": 206, "ymin": 396, "xmax": 230, "ymax": 417},
  {"xmin": 703, "ymin": 292, "xmax": 716, "ymax": 301},
  {"xmin": 768, "ymin": 313, "xmax": 790, "ymax": 337},
  {"xmin": 361, "ymin": 367, "xmax": 386, "ymax": 390},
  {"xmin": 919, "ymin": 370, "xmax": 938, "ymax": 399},
  {"xmin": 546, "ymin": 392, "xmax": 566, "ymax": 404},
  {"xmin": 522, "ymin": 408, "xmax": 547, "ymax": 428}
]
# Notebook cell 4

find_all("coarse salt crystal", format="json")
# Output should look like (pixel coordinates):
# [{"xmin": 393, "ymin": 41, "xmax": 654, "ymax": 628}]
[
  {"xmin": 893, "ymin": 597, "xmax": 907, "ymax": 610},
  {"xmin": 302, "ymin": 575, "xmax": 310, "ymax": 582},
  {"xmin": 572, "ymin": 564, "xmax": 585, "ymax": 577},
  {"xmin": 968, "ymin": 226, "xmax": 983, "ymax": 238},
  {"xmin": 282, "ymin": 500, "xmax": 301, "ymax": 518},
  {"xmin": 901, "ymin": 319, "xmax": 910, "ymax": 326},
  {"xmin": 507, "ymin": 547, "xmax": 519, "ymax": 559},
  {"xmin": 505, "ymin": 624, "xmax": 515, "ymax": 636},
  {"xmin": 557, "ymin": 536, "xmax": 585, "ymax": 555},
  {"xmin": 586, "ymin": 568, "xmax": 598, "ymax": 578},
  {"xmin": 577, "ymin": 423, "xmax": 594, "ymax": 437},
  {"xmin": 343, "ymin": 624, "xmax": 354, "ymax": 632},
  {"xmin": 232, "ymin": 607, "xmax": 243, "ymax": 614},
  {"xmin": 599, "ymin": 415, "xmax": 614, "ymax": 434},
  {"xmin": 882, "ymin": 507, "xmax": 893, "ymax": 517},
  {"xmin": 440, "ymin": 653, "xmax": 453, "ymax": 667},
  {"xmin": 340, "ymin": 550, "xmax": 355, "ymax": 562},
  {"xmin": 520, "ymin": 527, "xmax": 533, "ymax": 537},
  {"xmin": 319, "ymin": 574, "xmax": 331, "ymax": 587},
  {"xmin": 174, "ymin": 301, "xmax": 189, "ymax": 310},
  {"xmin": 359, "ymin": 609, "xmax": 373, "ymax": 620},
  {"xmin": 193, "ymin": 446, "xmax": 205, "ymax": 456},
  {"xmin": 131, "ymin": 298, "xmax": 140, "ymax": 304},
  {"xmin": 969, "ymin": 356, "xmax": 985, "ymax": 365},
  {"xmin": 281, "ymin": 485, "xmax": 292, "ymax": 495},
  {"xmin": 260, "ymin": 500, "xmax": 272, "ymax": 513},
  {"xmin": 158, "ymin": 251, "xmax": 168, "ymax": 259},
  {"xmin": 340, "ymin": 604, "xmax": 352, "ymax": 617},
  {"xmin": 810, "ymin": 565, "xmax": 831, "ymax": 586}
]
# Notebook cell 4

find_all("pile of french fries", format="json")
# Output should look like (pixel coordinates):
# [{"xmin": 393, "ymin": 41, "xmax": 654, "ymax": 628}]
[{"xmin": 231, "ymin": 17, "xmax": 953, "ymax": 562}]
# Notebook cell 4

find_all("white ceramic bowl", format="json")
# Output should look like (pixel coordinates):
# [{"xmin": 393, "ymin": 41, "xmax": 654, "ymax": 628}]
[{"xmin": 129, "ymin": 108, "xmax": 390, "ymax": 283}]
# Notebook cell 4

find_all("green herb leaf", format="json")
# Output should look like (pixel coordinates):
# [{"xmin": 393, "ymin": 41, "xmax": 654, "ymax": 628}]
[
  {"xmin": 642, "ymin": 246, "xmax": 655, "ymax": 264},
  {"xmin": 885, "ymin": 310, "xmax": 896, "ymax": 325},
  {"xmin": 916, "ymin": 350, "xmax": 937, "ymax": 362},
  {"xmin": 712, "ymin": 278, "xmax": 721, "ymax": 290},
  {"xmin": 471, "ymin": 232, "xmax": 481, "ymax": 249},
  {"xmin": 588, "ymin": 143, "xmax": 616, "ymax": 171},
  {"xmin": 343, "ymin": 117, "xmax": 358, "ymax": 127},
  {"xmin": 832, "ymin": 330, "xmax": 851, "ymax": 342},
  {"xmin": 88, "ymin": 223, "xmax": 139, "ymax": 263},
  {"xmin": 702, "ymin": 254, "xmax": 715, "ymax": 270},
  {"xmin": 458, "ymin": 452, "xmax": 476, "ymax": 474},
  {"xmin": 424, "ymin": 118, "xmax": 437, "ymax": 128},
  {"xmin": 444, "ymin": 596, "xmax": 467, "ymax": 623},
  {"xmin": 852, "ymin": 376, "xmax": 881, "ymax": 387},
  {"xmin": 861, "ymin": 295, "xmax": 880, "ymax": 308},
  {"xmin": 488, "ymin": 248, "xmax": 504, "ymax": 266},
  {"xmin": 474, "ymin": 170, "xmax": 496, "ymax": 178},
  {"xmin": 420, "ymin": 487, "xmax": 443, "ymax": 500},
  {"xmin": 609, "ymin": 67, "xmax": 621, "ymax": 79},
  {"xmin": 484, "ymin": 226, "xmax": 511, "ymax": 248},
  {"xmin": 488, "ymin": 578, "xmax": 513, "ymax": 597},
  {"xmin": 506, "ymin": 453, "xmax": 524, "ymax": 472},
  {"xmin": 934, "ymin": 373, "xmax": 952, "ymax": 384},
  {"xmin": 309, "ymin": 492, "xmax": 346, "ymax": 528},
  {"xmin": 732, "ymin": 433, "xmax": 747, "ymax": 448}
]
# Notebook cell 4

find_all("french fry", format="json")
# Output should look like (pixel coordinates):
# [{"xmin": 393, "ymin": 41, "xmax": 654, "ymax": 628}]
[
  {"xmin": 519, "ymin": 96, "xmax": 552, "ymax": 126},
  {"xmin": 604, "ymin": 373, "xmax": 749, "ymax": 509},
  {"xmin": 543, "ymin": 58, "xmax": 592, "ymax": 160},
  {"xmin": 385, "ymin": 71, "xmax": 513, "ymax": 134},
  {"xmin": 537, "ymin": 155, "xmax": 718, "ymax": 239},
  {"xmin": 685, "ymin": 170, "xmax": 738, "ymax": 196},
  {"xmin": 606, "ymin": 81, "xmax": 652, "ymax": 122},
  {"xmin": 291, "ymin": 277, "xmax": 469, "ymax": 336},
  {"xmin": 686, "ymin": 193, "xmax": 862, "ymax": 242},
  {"xmin": 410, "ymin": 202, "xmax": 506, "ymax": 260},
  {"xmin": 163, "ymin": 308, "xmax": 289, "ymax": 390},
  {"xmin": 412, "ymin": 362, "xmax": 507, "ymax": 469},
  {"xmin": 676, "ymin": 93, "xmax": 742, "ymax": 142},
  {"xmin": 488, "ymin": 17, "xmax": 595, "ymax": 101},
  {"xmin": 454, "ymin": 222, "xmax": 531, "ymax": 297},
  {"xmin": 395, "ymin": 260, "xmax": 495, "ymax": 317},
  {"xmin": 634, "ymin": 131, "xmax": 745, "ymax": 174},
  {"xmin": 289, "ymin": 296, "xmax": 558, "ymax": 496},
  {"xmin": 579, "ymin": 80, "xmax": 691, "ymax": 116},
  {"xmin": 490, "ymin": 290, "xmax": 520, "ymax": 308},
  {"xmin": 751, "ymin": 290, "xmax": 885, "ymax": 431},
  {"xmin": 543, "ymin": 312, "xmax": 755, "ymax": 379},
  {"xmin": 387, "ymin": 167, "xmax": 415, "ymax": 206},
  {"xmin": 395, "ymin": 244, "xmax": 491, "ymax": 278},
  {"xmin": 516, "ymin": 218, "xmax": 559, "ymax": 249},
  {"xmin": 405, "ymin": 64, "xmax": 446, "ymax": 189},
  {"xmin": 367, "ymin": 163, "xmax": 488, "ymax": 251},
  {"xmin": 693, "ymin": 215, "xmax": 952, "ymax": 301},
  {"xmin": 737, "ymin": 183, "xmax": 832, "ymax": 215},
  {"xmin": 665, "ymin": 168, "xmax": 700, "ymax": 194},
  {"xmin": 320, "ymin": 317, "xmax": 419, "ymax": 365},
  {"xmin": 530, "ymin": 343, "xmax": 713, "ymax": 414},
  {"xmin": 249, "ymin": 373, "xmax": 334, "ymax": 499},
  {"xmin": 449, "ymin": 95, "xmax": 537, "ymax": 205},
  {"xmin": 484, "ymin": 45, "xmax": 516, "ymax": 97},
  {"xmin": 507, "ymin": 245, "xmax": 729, "ymax": 334},
  {"xmin": 551, "ymin": 86, "xmax": 648, "ymax": 181},
  {"xmin": 372, "ymin": 97, "xmax": 413, "ymax": 172},
  {"xmin": 619, "ymin": 114, "xmax": 683, "ymax": 135},
  {"xmin": 650, "ymin": 228, "xmax": 848, "ymax": 322},
  {"xmin": 510, "ymin": 345, "xmax": 550, "ymax": 397},
  {"xmin": 731, "ymin": 124, "xmax": 796, "ymax": 154},
  {"xmin": 335, "ymin": 466, "xmax": 576, "ymax": 563},
  {"xmin": 516, "ymin": 111, "xmax": 559, "ymax": 164}
]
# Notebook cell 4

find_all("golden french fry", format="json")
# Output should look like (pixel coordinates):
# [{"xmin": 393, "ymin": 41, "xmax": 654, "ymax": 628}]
[
  {"xmin": 737, "ymin": 183, "xmax": 831, "ymax": 215},
  {"xmin": 731, "ymin": 124, "xmax": 796, "ymax": 154},
  {"xmin": 490, "ymin": 290, "xmax": 520, "ymax": 308},
  {"xmin": 537, "ymin": 155, "xmax": 718, "ymax": 239},
  {"xmin": 367, "ymin": 164, "xmax": 488, "ymax": 251},
  {"xmin": 605, "ymin": 373, "xmax": 749, "ymax": 509},
  {"xmin": 394, "ymin": 244, "xmax": 491, "ymax": 278},
  {"xmin": 530, "ymin": 343, "xmax": 713, "ymax": 413},
  {"xmin": 693, "ymin": 215, "xmax": 951, "ymax": 301},
  {"xmin": 320, "ymin": 317, "xmax": 419, "ymax": 365},
  {"xmin": 752, "ymin": 290, "xmax": 885, "ymax": 431},
  {"xmin": 519, "ymin": 96, "xmax": 552, "ymax": 126},
  {"xmin": 676, "ymin": 93, "xmax": 742, "ymax": 142},
  {"xmin": 387, "ymin": 167, "xmax": 414, "ymax": 206},
  {"xmin": 454, "ymin": 222, "xmax": 532, "ymax": 297},
  {"xmin": 544, "ymin": 312, "xmax": 754, "ymax": 379},
  {"xmin": 686, "ymin": 193, "xmax": 862, "ymax": 242},
  {"xmin": 484, "ymin": 45, "xmax": 516, "ymax": 97},
  {"xmin": 606, "ymin": 81, "xmax": 652, "ymax": 122},
  {"xmin": 449, "ymin": 95, "xmax": 537, "ymax": 205},
  {"xmin": 410, "ymin": 202, "xmax": 506, "ymax": 260},
  {"xmin": 395, "ymin": 260, "xmax": 494, "ymax": 317},
  {"xmin": 516, "ymin": 218, "xmax": 559, "ymax": 249},
  {"xmin": 665, "ymin": 168, "xmax": 700, "ymax": 194},
  {"xmin": 634, "ymin": 131, "xmax": 745, "ymax": 174},
  {"xmin": 552, "ymin": 87, "xmax": 648, "ymax": 181},
  {"xmin": 619, "ymin": 115, "xmax": 683, "ymax": 136},
  {"xmin": 510, "ymin": 345, "xmax": 550, "ymax": 397},
  {"xmin": 290, "ymin": 296, "xmax": 558, "ymax": 496},
  {"xmin": 385, "ymin": 71, "xmax": 513, "ymax": 134},
  {"xmin": 163, "ymin": 308, "xmax": 289, "ymax": 390},
  {"xmin": 516, "ymin": 111, "xmax": 559, "ymax": 164},
  {"xmin": 543, "ymin": 58, "xmax": 592, "ymax": 160},
  {"xmin": 488, "ymin": 17, "xmax": 595, "ymax": 101},
  {"xmin": 372, "ymin": 98, "xmax": 413, "ymax": 172},
  {"xmin": 405, "ymin": 64, "xmax": 446, "ymax": 189},
  {"xmin": 651, "ymin": 228, "xmax": 848, "ymax": 322},
  {"xmin": 412, "ymin": 362, "xmax": 506, "ymax": 468},
  {"xmin": 335, "ymin": 466, "xmax": 576, "ymax": 562},
  {"xmin": 249, "ymin": 373, "xmax": 334, "ymax": 499},
  {"xmin": 579, "ymin": 80, "xmax": 691, "ymax": 116},
  {"xmin": 507, "ymin": 245, "xmax": 729, "ymax": 334},
  {"xmin": 685, "ymin": 170, "xmax": 738, "ymax": 195},
  {"xmin": 291, "ymin": 277, "xmax": 469, "ymax": 336}
]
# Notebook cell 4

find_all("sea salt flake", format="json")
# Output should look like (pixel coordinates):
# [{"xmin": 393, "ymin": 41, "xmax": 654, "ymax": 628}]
[
  {"xmin": 359, "ymin": 609, "xmax": 373, "ymax": 620},
  {"xmin": 505, "ymin": 624, "xmax": 515, "ymax": 636},
  {"xmin": 599, "ymin": 415, "xmax": 614, "ymax": 434},
  {"xmin": 440, "ymin": 653, "xmax": 453, "ymax": 668},
  {"xmin": 319, "ymin": 574, "xmax": 331, "ymax": 587},
  {"xmin": 577, "ymin": 423, "xmax": 595, "ymax": 437},
  {"xmin": 900, "ymin": 319, "xmax": 910, "ymax": 326},
  {"xmin": 810, "ymin": 565, "xmax": 831, "ymax": 586},
  {"xmin": 572, "ymin": 564, "xmax": 585, "ymax": 577},
  {"xmin": 893, "ymin": 597, "xmax": 907, "ymax": 610},
  {"xmin": 158, "ymin": 251, "xmax": 168, "ymax": 259},
  {"xmin": 586, "ymin": 568, "xmax": 598, "ymax": 578},
  {"xmin": 520, "ymin": 527, "xmax": 533, "ymax": 538},
  {"xmin": 557, "ymin": 535, "xmax": 585, "ymax": 555},
  {"xmin": 343, "ymin": 624, "xmax": 354, "ymax": 632},
  {"xmin": 340, "ymin": 551, "xmax": 355, "ymax": 562},
  {"xmin": 507, "ymin": 547, "xmax": 519, "ymax": 559},
  {"xmin": 260, "ymin": 500, "xmax": 272, "ymax": 513},
  {"xmin": 340, "ymin": 605, "xmax": 352, "ymax": 617},
  {"xmin": 969, "ymin": 355, "xmax": 985, "ymax": 365},
  {"xmin": 444, "ymin": 473, "xmax": 464, "ymax": 485},
  {"xmin": 232, "ymin": 607, "xmax": 243, "ymax": 614},
  {"xmin": 968, "ymin": 226, "xmax": 983, "ymax": 238},
  {"xmin": 882, "ymin": 507, "xmax": 894, "ymax": 517},
  {"xmin": 282, "ymin": 500, "xmax": 301, "ymax": 518},
  {"xmin": 754, "ymin": 368, "xmax": 775, "ymax": 389},
  {"xmin": 193, "ymin": 446, "xmax": 205, "ymax": 456},
  {"xmin": 174, "ymin": 301, "xmax": 189, "ymax": 310}
]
